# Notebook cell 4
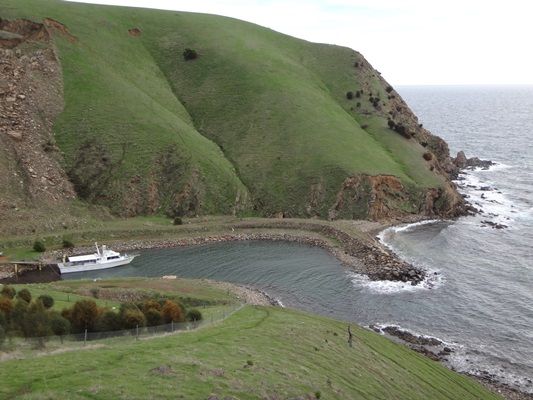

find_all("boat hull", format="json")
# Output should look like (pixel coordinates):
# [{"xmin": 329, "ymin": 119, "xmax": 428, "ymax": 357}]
[{"xmin": 58, "ymin": 255, "xmax": 137, "ymax": 274}]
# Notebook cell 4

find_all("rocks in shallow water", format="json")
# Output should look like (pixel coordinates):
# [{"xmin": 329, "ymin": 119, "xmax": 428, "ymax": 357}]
[
  {"xmin": 481, "ymin": 220, "xmax": 508, "ymax": 229},
  {"xmin": 381, "ymin": 326, "xmax": 443, "ymax": 346},
  {"xmin": 454, "ymin": 151, "xmax": 494, "ymax": 170}
]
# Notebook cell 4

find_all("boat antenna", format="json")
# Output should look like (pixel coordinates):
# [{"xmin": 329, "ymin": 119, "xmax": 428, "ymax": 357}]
[{"xmin": 95, "ymin": 242, "xmax": 101, "ymax": 256}]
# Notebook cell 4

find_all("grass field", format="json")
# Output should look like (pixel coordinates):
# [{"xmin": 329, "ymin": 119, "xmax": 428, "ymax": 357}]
[
  {"xmin": 0, "ymin": 302, "xmax": 500, "ymax": 399},
  {"xmin": 1, "ymin": 0, "xmax": 448, "ymax": 221}
]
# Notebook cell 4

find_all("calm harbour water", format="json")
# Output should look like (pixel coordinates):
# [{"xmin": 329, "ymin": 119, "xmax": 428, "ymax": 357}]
[{"xmin": 66, "ymin": 86, "xmax": 533, "ymax": 392}]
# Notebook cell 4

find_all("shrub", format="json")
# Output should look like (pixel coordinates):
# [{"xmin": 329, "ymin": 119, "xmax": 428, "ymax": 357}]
[
  {"xmin": 161, "ymin": 300, "xmax": 184, "ymax": 323},
  {"xmin": 38, "ymin": 294, "xmax": 54, "ymax": 309},
  {"xmin": 0, "ymin": 325, "xmax": 5, "ymax": 348},
  {"xmin": 22, "ymin": 301, "xmax": 52, "ymax": 347},
  {"xmin": 385, "ymin": 85, "xmax": 393, "ymax": 93},
  {"xmin": 183, "ymin": 48, "xmax": 198, "ymax": 61},
  {"xmin": 1, "ymin": 285, "xmax": 16, "ymax": 299},
  {"xmin": 354, "ymin": 62, "xmax": 359, "ymax": 68},
  {"xmin": 10, "ymin": 300, "xmax": 29, "ymax": 332},
  {"xmin": 33, "ymin": 240, "xmax": 46, "ymax": 252},
  {"xmin": 143, "ymin": 299, "xmax": 162, "ymax": 313},
  {"xmin": 16, "ymin": 288, "xmax": 32, "ymax": 303},
  {"xmin": 96, "ymin": 310, "xmax": 122, "ymax": 332},
  {"xmin": 0, "ymin": 297, "xmax": 13, "ymax": 317},
  {"xmin": 173, "ymin": 217, "xmax": 183, "ymax": 225},
  {"xmin": 62, "ymin": 238, "xmax": 74, "ymax": 248},
  {"xmin": 356, "ymin": 102, "xmax": 361, "ymax": 108},
  {"xmin": 246, "ymin": 359, "xmax": 254, "ymax": 366},
  {"xmin": 69, "ymin": 299, "xmax": 99, "ymax": 332},
  {"xmin": 315, "ymin": 391, "xmax": 321, "ymax": 399},
  {"xmin": 355, "ymin": 90, "xmax": 361, "ymax": 98},
  {"xmin": 186, "ymin": 309, "xmax": 203, "ymax": 322},
  {"xmin": 121, "ymin": 309, "xmax": 146, "ymax": 329},
  {"xmin": 346, "ymin": 91, "xmax": 354, "ymax": 100},
  {"xmin": 144, "ymin": 308, "xmax": 163, "ymax": 326},
  {"xmin": 423, "ymin": 152, "xmax": 433, "ymax": 161},
  {"xmin": 49, "ymin": 312, "xmax": 71, "ymax": 342}
]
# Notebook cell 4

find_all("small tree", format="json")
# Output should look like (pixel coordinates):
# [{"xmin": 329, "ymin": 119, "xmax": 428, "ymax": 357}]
[
  {"xmin": 186, "ymin": 309, "xmax": 203, "ymax": 322},
  {"xmin": 33, "ymin": 240, "xmax": 46, "ymax": 253},
  {"xmin": 121, "ymin": 309, "xmax": 146, "ymax": 329},
  {"xmin": 173, "ymin": 217, "xmax": 183, "ymax": 225},
  {"xmin": 0, "ymin": 297, "xmax": 13, "ymax": 317},
  {"xmin": 161, "ymin": 300, "xmax": 184, "ymax": 323},
  {"xmin": 38, "ymin": 294, "xmax": 54, "ymax": 309},
  {"xmin": 22, "ymin": 301, "xmax": 52, "ymax": 348},
  {"xmin": 62, "ymin": 238, "xmax": 75, "ymax": 248},
  {"xmin": 423, "ymin": 152, "xmax": 433, "ymax": 161},
  {"xmin": 346, "ymin": 91, "xmax": 354, "ymax": 100},
  {"xmin": 0, "ymin": 325, "xmax": 5, "ymax": 348},
  {"xmin": 49, "ymin": 312, "xmax": 71, "ymax": 343},
  {"xmin": 183, "ymin": 48, "xmax": 198, "ymax": 61},
  {"xmin": 69, "ymin": 299, "xmax": 99, "ymax": 332},
  {"xmin": 96, "ymin": 310, "xmax": 122, "ymax": 332},
  {"xmin": 16, "ymin": 288, "xmax": 32, "ymax": 303},
  {"xmin": 0, "ymin": 312, "xmax": 6, "ymax": 329},
  {"xmin": 144, "ymin": 308, "xmax": 163, "ymax": 327},
  {"xmin": 10, "ymin": 300, "xmax": 29, "ymax": 333},
  {"xmin": 143, "ymin": 299, "xmax": 162, "ymax": 313},
  {"xmin": 1, "ymin": 285, "xmax": 16, "ymax": 299}
]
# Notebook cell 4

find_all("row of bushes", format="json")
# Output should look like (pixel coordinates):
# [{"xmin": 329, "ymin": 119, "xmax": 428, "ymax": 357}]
[{"xmin": 0, "ymin": 286, "xmax": 202, "ymax": 348}]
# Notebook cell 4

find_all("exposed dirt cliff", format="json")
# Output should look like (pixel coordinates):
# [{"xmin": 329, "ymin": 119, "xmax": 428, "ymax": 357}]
[{"xmin": 0, "ymin": 18, "xmax": 79, "ymax": 234}]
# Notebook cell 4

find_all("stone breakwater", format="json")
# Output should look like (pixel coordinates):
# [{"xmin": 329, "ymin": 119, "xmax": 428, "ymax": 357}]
[{"xmin": 51, "ymin": 221, "xmax": 426, "ymax": 285}]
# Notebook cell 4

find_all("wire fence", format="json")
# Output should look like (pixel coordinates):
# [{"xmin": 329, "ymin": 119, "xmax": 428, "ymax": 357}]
[{"xmin": 0, "ymin": 304, "xmax": 243, "ymax": 356}]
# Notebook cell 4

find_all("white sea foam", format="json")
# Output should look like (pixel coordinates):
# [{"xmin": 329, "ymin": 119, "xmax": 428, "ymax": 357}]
[
  {"xmin": 347, "ymin": 269, "xmax": 443, "ymax": 294},
  {"xmin": 370, "ymin": 323, "xmax": 454, "ymax": 347},
  {"xmin": 455, "ymin": 167, "xmax": 517, "ymax": 225}
]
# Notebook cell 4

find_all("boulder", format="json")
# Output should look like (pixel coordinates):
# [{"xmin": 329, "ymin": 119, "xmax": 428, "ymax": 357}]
[
  {"xmin": 6, "ymin": 130, "xmax": 22, "ymax": 141},
  {"xmin": 454, "ymin": 151, "xmax": 468, "ymax": 168}
]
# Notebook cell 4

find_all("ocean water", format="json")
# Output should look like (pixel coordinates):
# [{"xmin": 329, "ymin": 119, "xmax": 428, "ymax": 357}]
[{"xmin": 65, "ymin": 86, "xmax": 533, "ymax": 392}]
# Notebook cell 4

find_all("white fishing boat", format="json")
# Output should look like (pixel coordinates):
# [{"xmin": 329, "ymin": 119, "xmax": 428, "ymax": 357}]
[{"xmin": 58, "ymin": 243, "xmax": 137, "ymax": 274}]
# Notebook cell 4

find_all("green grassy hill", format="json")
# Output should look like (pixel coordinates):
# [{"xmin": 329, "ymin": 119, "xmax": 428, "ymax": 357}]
[
  {"xmin": 0, "ymin": 0, "xmax": 463, "ymax": 227},
  {"xmin": 0, "ymin": 279, "xmax": 499, "ymax": 400}
]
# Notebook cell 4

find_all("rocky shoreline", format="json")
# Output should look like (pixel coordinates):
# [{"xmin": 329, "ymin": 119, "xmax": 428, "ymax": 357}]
[{"xmin": 42, "ymin": 221, "xmax": 427, "ymax": 286}]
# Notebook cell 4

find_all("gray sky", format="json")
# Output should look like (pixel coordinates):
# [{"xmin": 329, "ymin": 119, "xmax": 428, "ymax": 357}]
[{"xmin": 68, "ymin": 0, "xmax": 533, "ymax": 85}]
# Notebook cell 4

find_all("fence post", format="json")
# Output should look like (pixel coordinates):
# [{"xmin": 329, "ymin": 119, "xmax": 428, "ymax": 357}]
[
  {"xmin": 84, "ymin": 329, "xmax": 87, "ymax": 346},
  {"xmin": 136, "ymin": 324, "xmax": 139, "ymax": 340},
  {"xmin": 171, "ymin": 321, "xmax": 174, "ymax": 332}
]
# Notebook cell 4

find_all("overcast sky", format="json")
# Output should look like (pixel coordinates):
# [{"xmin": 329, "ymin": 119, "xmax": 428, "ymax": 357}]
[{"xmin": 68, "ymin": 0, "xmax": 533, "ymax": 85}]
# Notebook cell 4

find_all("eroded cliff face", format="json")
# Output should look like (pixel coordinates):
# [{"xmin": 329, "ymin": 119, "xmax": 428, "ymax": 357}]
[
  {"xmin": 324, "ymin": 174, "xmax": 464, "ymax": 222},
  {"xmin": 0, "ymin": 19, "xmax": 77, "ymax": 230}
]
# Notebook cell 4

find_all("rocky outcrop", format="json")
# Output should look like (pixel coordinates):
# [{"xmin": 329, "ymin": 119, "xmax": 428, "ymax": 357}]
[
  {"xmin": 454, "ymin": 151, "xmax": 494, "ymax": 170},
  {"xmin": 327, "ymin": 174, "xmax": 465, "ymax": 221}
]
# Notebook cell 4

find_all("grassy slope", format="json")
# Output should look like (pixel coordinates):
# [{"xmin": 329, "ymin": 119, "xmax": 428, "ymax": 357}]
[
  {"xmin": 2, "ymin": 0, "xmax": 445, "ymax": 218},
  {"xmin": 1, "ymin": 0, "xmax": 250, "ymax": 216},
  {"xmin": 0, "ymin": 303, "xmax": 499, "ymax": 399}
]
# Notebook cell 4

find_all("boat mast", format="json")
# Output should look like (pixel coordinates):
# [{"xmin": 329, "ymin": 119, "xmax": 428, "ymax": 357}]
[{"xmin": 95, "ymin": 242, "xmax": 101, "ymax": 257}]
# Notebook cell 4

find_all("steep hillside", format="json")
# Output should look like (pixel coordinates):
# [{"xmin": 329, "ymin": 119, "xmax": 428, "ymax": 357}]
[{"xmin": 0, "ymin": 0, "xmax": 464, "ymax": 229}]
